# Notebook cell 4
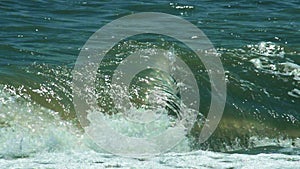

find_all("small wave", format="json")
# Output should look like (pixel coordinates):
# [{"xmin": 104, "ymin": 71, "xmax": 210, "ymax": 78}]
[
  {"xmin": 247, "ymin": 42, "xmax": 300, "ymax": 99},
  {"xmin": 247, "ymin": 41, "xmax": 285, "ymax": 58},
  {"xmin": 0, "ymin": 40, "xmax": 299, "ymax": 158},
  {"xmin": 0, "ymin": 85, "xmax": 84, "ymax": 159}
]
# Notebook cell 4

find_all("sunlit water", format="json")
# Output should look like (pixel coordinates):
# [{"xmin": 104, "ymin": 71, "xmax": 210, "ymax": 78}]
[{"xmin": 0, "ymin": 0, "xmax": 299, "ymax": 168}]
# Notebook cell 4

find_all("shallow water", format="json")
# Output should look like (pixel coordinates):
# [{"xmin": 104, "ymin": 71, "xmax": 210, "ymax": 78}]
[
  {"xmin": 1, "ymin": 151, "xmax": 300, "ymax": 169},
  {"xmin": 0, "ymin": 0, "xmax": 299, "ymax": 168}
]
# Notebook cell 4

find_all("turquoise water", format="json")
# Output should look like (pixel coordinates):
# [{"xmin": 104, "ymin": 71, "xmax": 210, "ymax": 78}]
[{"xmin": 0, "ymin": 0, "xmax": 299, "ymax": 168}]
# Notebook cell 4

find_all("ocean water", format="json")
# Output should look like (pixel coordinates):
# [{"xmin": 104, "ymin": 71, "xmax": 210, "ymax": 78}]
[{"xmin": 0, "ymin": 0, "xmax": 299, "ymax": 168}]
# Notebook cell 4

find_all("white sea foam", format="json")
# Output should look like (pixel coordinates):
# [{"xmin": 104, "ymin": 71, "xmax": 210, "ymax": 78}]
[
  {"xmin": 249, "ymin": 42, "xmax": 300, "ymax": 98},
  {"xmin": 0, "ymin": 85, "xmax": 85, "ymax": 158},
  {"xmin": 0, "ymin": 150, "xmax": 299, "ymax": 169},
  {"xmin": 0, "ymin": 83, "xmax": 299, "ymax": 168}
]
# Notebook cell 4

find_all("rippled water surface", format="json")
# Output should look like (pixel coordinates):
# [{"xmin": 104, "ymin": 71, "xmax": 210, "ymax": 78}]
[{"xmin": 0, "ymin": 0, "xmax": 299, "ymax": 168}]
